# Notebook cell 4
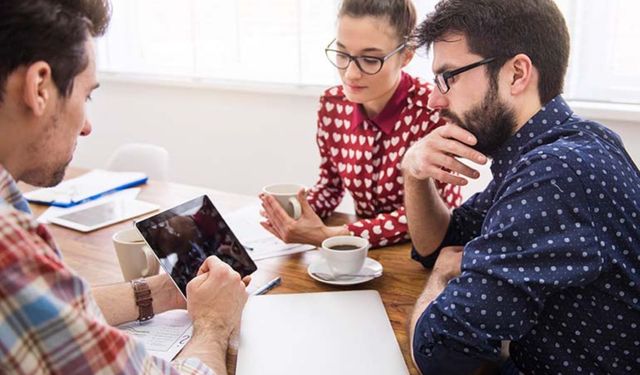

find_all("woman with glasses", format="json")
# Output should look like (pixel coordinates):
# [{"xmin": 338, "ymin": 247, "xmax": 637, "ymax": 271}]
[{"xmin": 260, "ymin": 0, "xmax": 461, "ymax": 248}]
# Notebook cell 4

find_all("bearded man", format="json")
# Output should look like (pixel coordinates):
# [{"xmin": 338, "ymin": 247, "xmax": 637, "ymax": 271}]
[{"xmin": 401, "ymin": 0, "xmax": 640, "ymax": 374}]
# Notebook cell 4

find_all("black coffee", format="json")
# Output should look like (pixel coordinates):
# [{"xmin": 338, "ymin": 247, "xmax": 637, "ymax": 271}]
[{"xmin": 329, "ymin": 245, "xmax": 360, "ymax": 251}]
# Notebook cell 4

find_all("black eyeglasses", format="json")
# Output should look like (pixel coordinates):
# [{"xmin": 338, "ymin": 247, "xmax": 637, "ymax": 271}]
[
  {"xmin": 325, "ymin": 39, "xmax": 406, "ymax": 75},
  {"xmin": 434, "ymin": 57, "xmax": 496, "ymax": 94}
]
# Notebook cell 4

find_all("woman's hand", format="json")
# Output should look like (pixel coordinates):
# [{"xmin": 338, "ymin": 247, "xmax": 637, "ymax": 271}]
[{"xmin": 259, "ymin": 189, "xmax": 348, "ymax": 247}]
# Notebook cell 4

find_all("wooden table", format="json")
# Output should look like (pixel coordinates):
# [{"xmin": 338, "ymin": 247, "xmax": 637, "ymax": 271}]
[{"xmin": 24, "ymin": 170, "xmax": 428, "ymax": 375}]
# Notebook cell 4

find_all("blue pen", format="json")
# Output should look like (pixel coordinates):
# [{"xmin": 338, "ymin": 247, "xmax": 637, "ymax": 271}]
[{"xmin": 252, "ymin": 276, "xmax": 282, "ymax": 296}]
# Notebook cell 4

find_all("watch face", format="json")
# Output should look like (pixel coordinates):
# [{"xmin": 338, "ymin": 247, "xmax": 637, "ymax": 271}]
[{"xmin": 136, "ymin": 195, "xmax": 257, "ymax": 296}]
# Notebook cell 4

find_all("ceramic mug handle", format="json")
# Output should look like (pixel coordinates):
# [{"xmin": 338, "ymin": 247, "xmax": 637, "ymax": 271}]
[
  {"xmin": 288, "ymin": 197, "xmax": 302, "ymax": 220},
  {"xmin": 141, "ymin": 245, "xmax": 160, "ymax": 277}
]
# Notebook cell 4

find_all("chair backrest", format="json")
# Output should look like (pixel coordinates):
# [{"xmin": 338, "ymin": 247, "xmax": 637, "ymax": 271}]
[{"xmin": 106, "ymin": 143, "xmax": 170, "ymax": 181}]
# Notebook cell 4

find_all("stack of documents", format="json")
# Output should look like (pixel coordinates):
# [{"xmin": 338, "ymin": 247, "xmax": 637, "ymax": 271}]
[{"xmin": 25, "ymin": 169, "xmax": 148, "ymax": 208}]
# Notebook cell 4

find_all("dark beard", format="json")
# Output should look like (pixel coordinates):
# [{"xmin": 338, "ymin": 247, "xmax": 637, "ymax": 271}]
[{"xmin": 441, "ymin": 83, "xmax": 517, "ymax": 158}]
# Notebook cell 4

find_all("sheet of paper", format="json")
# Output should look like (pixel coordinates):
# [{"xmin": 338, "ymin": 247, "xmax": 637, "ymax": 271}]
[
  {"xmin": 37, "ymin": 188, "xmax": 141, "ymax": 224},
  {"xmin": 225, "ymin": 204, "xmax": 315, "ymax": 260},
  {"xmin": 117, "ymin": 309, "xmax": 193, "ymax": 362},
  {"xmin": 243, "ymin": 237, "xmax": 316, "ymax": 260}
]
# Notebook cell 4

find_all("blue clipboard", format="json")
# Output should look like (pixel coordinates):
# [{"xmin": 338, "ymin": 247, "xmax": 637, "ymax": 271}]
[{"xmin": 24, "ymin": 170, "xmax": 149, "ymax": 208}]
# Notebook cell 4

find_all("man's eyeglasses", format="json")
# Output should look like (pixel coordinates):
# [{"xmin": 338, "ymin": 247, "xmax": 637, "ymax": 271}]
[
  {"xmin": 434, "ymin": 57, "xmax": 496, "ymax": 94},
  {"xmin": 325, "ymin": 39, "xmax": 406, "ymax": 75}
]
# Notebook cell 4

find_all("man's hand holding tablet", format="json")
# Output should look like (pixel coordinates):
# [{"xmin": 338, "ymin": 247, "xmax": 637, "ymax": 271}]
[
  {"xmin": 196, "ymin": 253, "xmax": 252, "ymax": 287},
  {"xmin": 135, "ymin": 196, "xmax": 259, "ymax": 373},
  {"xmin": 135, "ymin": 195, "xmax": 258, "ymax": 297},
  {"xmin": 178, "ymin": 256, "xmax": 249, "ymax": 374}
]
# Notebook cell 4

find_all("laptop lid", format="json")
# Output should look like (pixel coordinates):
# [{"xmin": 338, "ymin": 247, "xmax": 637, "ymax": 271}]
[{"xmin": 236, "ymin": 290, "xmax": 409, "ymax": 375}]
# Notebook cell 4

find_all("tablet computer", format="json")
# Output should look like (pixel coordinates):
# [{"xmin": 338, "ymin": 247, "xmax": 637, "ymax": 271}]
[
  {"xmin": 135, "ymin": 195, "xmax": 257, "ymax": 297},
  {"xmin": 49, "ymin": 199, "xmax": 159, "ymax": 232}
]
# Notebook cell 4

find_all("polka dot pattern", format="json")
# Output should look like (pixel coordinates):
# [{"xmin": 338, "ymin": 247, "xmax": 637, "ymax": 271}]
[
  {"xmin": 412, "ymin": 96, "xmax": 640, "ymax": 374},
  {"xmin": 307, "ymin": 72, "xmax": 462, "ymax": 248}
]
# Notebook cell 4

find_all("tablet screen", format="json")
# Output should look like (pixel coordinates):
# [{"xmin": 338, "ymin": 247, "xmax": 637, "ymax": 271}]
[
  {"xmin": 50, "ymin": 199, "xmax": 158, "ymax": 232},
  {"xmin": 135, "ymin": 195, "xmax": 257, "ymax": 296},
  {"xmin": 57, "ymin": 200, "xmax": 123, "ymax": 227}
]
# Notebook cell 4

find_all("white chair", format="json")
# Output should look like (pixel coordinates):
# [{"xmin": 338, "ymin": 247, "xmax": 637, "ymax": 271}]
[{"xmin": 106, "ymin": 143, "xmax": 170, "ymax": 181}]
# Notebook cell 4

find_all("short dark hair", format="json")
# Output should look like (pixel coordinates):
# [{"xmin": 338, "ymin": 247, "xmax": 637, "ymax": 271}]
[
  {"xmin": 416, "ymin": 0, "xmax": 570, "ymax": 103},
  {"xmin": 0, "ymin": 0, "xmax": 111, "ymax": 103},
  {"xmin": 339, "ymin": 0, "xmax": 417, "ymax": 44}
]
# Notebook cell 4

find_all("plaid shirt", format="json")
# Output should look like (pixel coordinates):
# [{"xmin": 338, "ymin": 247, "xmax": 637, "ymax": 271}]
[{"xmin": 0, "ymin": 165, "xmax": 215, "ymax": 375}]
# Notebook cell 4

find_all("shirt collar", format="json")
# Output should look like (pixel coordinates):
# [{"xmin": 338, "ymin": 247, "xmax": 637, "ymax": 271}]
[
  {"xmin": 0, "ymin": 164, "xmax": 32, "ymax": 214},
  {"xmin": 490, "ymin": 95, "xmax": 574, "ymax": 178},
  {"xmin": 352, "ymin": 71, "xmax": 413, "ymax": 135}
]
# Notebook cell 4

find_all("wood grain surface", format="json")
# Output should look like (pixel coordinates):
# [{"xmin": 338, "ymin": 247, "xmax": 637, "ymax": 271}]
[{"xmin": 22, "ymin": 169, "xmax": 429, "ymax": 374}]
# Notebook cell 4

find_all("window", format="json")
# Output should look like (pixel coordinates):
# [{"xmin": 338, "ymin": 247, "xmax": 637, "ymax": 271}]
[
  {"xmin": 97, "ymin": 0, "xmax": 436, "ymax": 86},
  {"xmin": 98, "ymin": 0, "xmax": 341, "ymax": 86},
  {"xmin": 97, "ymin": 0, "xmax": 640, "ymax": 104},
  {"xmin": 562, "ymin": 0, "xmax": 640, "ymax": 104}
]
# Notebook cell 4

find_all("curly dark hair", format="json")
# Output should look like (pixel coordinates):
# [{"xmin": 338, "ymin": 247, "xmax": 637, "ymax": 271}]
[
  {"xmin": 415, "ymin": 0, "xmax": 570, "ymax": 103},
  {"xmin": 0, "ymin": 0, "xmax": 111, "ymax": 102}
]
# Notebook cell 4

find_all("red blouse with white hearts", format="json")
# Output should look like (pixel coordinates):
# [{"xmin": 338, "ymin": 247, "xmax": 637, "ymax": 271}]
[{"xmin": 306, "ymin": 71, "xmax": 462, "ymax": 248}]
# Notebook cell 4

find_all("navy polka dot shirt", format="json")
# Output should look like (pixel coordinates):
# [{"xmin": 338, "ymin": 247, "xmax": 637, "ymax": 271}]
[{"xmin": 412, "ymin": 96, "xmax": 640, "ymax": 374}]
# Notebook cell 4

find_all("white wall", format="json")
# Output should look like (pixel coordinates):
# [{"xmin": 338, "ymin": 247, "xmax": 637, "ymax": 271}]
[
  {"xmin": 80, "ymin": 79, "xmax": 322, "ymax": 198},
  {"xmin": 78, "ymin": 79, "xmax": 640, "ymax": 206}
]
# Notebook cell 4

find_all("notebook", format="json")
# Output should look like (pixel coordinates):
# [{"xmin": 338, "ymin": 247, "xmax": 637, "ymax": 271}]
[{"xmin": 236, "ymin": 290, "xmax": 409, "ymax": 375}]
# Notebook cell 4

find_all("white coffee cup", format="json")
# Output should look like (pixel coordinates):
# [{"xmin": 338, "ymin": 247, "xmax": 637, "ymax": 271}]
[
  {"xmin": 112, "ymin": 227, "xmax": 160, "ymax": 281},
  {"xmin": 320, "ymin": 235, "xmax": 369, "ymax": 276},
  {"xmin": 262, "ymin": 183, "xmax": 304, "ymax": 219}
]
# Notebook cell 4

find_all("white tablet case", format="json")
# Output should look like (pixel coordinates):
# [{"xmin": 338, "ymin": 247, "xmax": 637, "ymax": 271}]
[{"xmin": 236, "ymin": 290, "xmax": 409, "ymax": 375}]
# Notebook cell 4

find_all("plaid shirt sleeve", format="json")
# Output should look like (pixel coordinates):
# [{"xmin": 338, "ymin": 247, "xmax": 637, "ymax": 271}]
[{"xmin": 0, "ymin": 207, "xmax": 215, "ymax": 375}]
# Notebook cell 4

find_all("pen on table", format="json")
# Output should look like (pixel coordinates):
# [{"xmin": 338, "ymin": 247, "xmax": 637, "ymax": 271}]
[{"xmin": 252, "ymin": 276, "xmax": 282, "ymax": 296}]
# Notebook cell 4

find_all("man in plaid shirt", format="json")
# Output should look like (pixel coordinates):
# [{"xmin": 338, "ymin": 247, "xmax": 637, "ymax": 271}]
[{"xmin": 0, "ymin": 1, "xmax": 249, "ymax": 374}]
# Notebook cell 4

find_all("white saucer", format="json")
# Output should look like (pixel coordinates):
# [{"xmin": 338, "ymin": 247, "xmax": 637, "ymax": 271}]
[{"xmin": 307, "ymin": 257, "xmax": 383, "ymax": 286}]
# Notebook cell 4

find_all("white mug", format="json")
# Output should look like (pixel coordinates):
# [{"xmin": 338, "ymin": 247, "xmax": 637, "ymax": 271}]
[
  {"xmin": 320, "ymin": 235, "xmax": 369, "ymax": 276},
  {"xmin": 112, "ymin": 227, "xmax": 160, "ymax": 281},
  {"xmin": 262, "ymin": 183, "xmax": 304, "ymax": 219}
]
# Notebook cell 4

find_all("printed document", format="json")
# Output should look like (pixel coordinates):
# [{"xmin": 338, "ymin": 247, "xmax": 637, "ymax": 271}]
[
  {"xmin": 225, "ymin": 204, "xmax": 315, "ymax": 260},
  {"xmin": 117, "ymin": 309, "xmax": 192, "ymax": 361}
]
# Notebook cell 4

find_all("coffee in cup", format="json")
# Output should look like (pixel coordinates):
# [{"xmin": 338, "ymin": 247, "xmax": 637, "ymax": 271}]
[
  {"xmin": 328, "ymin": 244, "xmax": 360, "ymax": 251},
  {"xmin": 320, "ymin": 235, "xmax": 369, "ymax": 276},
  {"xmin": 112, "ymin": 227, "xmax": 160, "ymax": 281},
  {"xmin": 262, "ymin": 183, "xmax": 304, "ymax": 219}
]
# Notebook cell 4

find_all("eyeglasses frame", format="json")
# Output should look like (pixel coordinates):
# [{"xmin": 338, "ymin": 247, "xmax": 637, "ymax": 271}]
[
  {"xmin": 324, "ymin": 38, "xmax": 407, "ymax": 75},
  {"xmin": 434, "ymin": 57, "xmax": 497, "ymax": 94}
]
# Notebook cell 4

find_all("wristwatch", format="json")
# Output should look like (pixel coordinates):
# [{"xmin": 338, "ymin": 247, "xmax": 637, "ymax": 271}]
[{"xmin": 131, "ymin": 278, "xmax": 154, "ymax": 322}]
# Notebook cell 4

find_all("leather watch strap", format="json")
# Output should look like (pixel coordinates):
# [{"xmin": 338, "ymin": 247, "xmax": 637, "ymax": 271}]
[{"xmin": 131, "ymin": 278, "xmax": 154, "ymax": 322}]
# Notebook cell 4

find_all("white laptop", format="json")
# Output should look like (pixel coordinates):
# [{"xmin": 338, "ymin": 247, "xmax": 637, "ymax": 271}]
[{"xmin": 236, "ymin": 290, "xmax": 409, "ymax": 375}]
